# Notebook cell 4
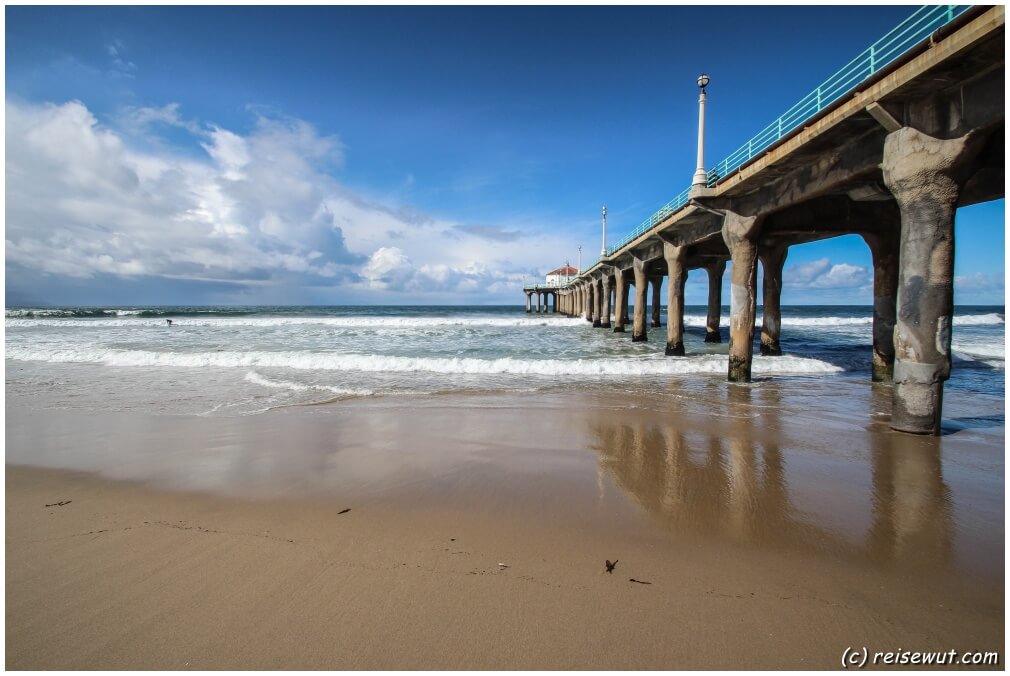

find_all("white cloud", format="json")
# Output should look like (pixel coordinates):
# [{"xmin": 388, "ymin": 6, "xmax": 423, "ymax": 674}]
[
  {"xmin": 5, "ymin": 99, "xmax": 574, "ymax": 302},
  {"xmin": 955, "ymin": 272, "xmax": 1004, "ymax": 292},
  {"xmin": 783, "ymin": 257, "xmax": 870, "ymax": 290}
]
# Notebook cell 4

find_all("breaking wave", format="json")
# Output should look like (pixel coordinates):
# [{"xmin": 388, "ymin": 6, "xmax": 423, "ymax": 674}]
[
  {"xmin": 9, "ymin": 313, "xmax": 1001, "ymax": 329},
  {"xmin": 243, "ymin": 371, "xmax": 374, "ymax": 397},
  {"xmin": 6, "ymin": 345, "xmax": 843, "ymax": 376}
]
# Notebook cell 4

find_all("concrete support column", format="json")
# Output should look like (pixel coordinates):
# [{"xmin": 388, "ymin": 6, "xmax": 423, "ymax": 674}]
[
  {"xmin": 601, "ymin": 275, "xmax": 613, "ymax": 329},
  {"xmin": 705, "ymin": 261, "xmax": 726, "ymax": 343},
  {"xmin": 759, "ymin": 244, "xmax": 788, "ymax": 356},
  {"xmin": 525, "ymin": 292, "xmax": 531, "ymax": 313},
  {"xmin": 589, "ymin": 274, "xmax": 597, "ymax": 325},
  {"xmin": 721, "ymin": 210, "xmax": 764, "ymax": 382},
  {"xmin": 863, "ymin": 231, "xmax": 899, "ymax": 382},
  {"xmin": 882, "ymin": 127, "xmax": 983, "ymax": 435},
  {"xmin": 535, "ymin": 292, "xmax": 541, "ymax": 313},
  {"xmin": 552, "ymin": 291, "xmax": 558, "ymax": 313},
  {"xmin": 584, "ymin": 283, "xmax": 594, "ymax": 323},
  {"xmin": 663, "ymin": 242, "xmax": 688, "ymax": 356},
  {"xmin": 631, "ymin": 257, "xmax": 648, "ymax": 342},
  {"xmin": 613, "ymin": 272, "xmax": 626, "ymax": 332},
  {"xmin": 651, "ymin": 277, "xmax": 662, "ymax": 327},
  {"xmin": 621, "ymin": 279, "xmax": 630, "ymax": 326}
]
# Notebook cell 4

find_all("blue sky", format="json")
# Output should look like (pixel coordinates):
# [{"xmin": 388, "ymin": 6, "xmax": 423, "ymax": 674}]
[{"xmin": 5, "ymin": 5, "xmax": 1004, "ymax": 306}]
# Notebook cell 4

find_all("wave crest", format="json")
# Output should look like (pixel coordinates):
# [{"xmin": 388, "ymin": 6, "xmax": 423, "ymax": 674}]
[{"xmin": 6, "ymin": 345, "xmax": 843, "ymax": 376}]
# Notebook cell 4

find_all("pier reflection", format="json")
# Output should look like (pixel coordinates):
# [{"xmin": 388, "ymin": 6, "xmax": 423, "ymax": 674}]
[{"xmin": 591, "ymin": 384, "xmax": 955, "ymax": 571}]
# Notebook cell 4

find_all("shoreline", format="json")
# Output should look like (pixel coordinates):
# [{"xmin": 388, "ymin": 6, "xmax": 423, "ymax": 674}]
[{"xmin": 6, "ymin": 387, "xmax": 1005, "ymax": 668}]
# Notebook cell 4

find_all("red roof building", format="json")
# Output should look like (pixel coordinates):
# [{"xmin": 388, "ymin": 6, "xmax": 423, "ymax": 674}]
[{"xmin": 547, "ymin": 264, "xmax": 578, "ymax": 277}]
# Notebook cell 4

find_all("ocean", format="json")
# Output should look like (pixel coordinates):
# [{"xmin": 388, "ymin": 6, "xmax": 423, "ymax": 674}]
[{"xmin": 5, "ymin": 304, "xmax": 1005, "ymax": 418}]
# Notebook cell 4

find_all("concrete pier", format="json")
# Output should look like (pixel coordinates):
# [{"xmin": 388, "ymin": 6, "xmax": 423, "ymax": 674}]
[
  {"xmin": 705, "ymin": 261, "xmax": 725, "ymax": 343},
  {"xmin": 631, "ymin": 257, "xmax": 648, "ymax": 342},
  {"xmin": 525, "ymin": 292, "xmax": 532, "ymax": 314},
  {"xmin": 613, "ymin": 271, "xmax": 626, "ymax": 332},
  {"xmin": 601, "ymin": 274, "xmax": 613, "ymax": 329},
  {"xmin": 759, "ymin": 244, "xmax": 788, "ymax": 357},
  {"xmin": 650, "ymin": 277, "xmax": 662, "ymax": 328},
  {"xmin": 663, "ymin": 242, "xmax": 688, "ymax": 356},
  {"xmin": 621, "ymin": 280, "xmax": 630, "ymax": 327},
  {"xmin": 722, "ymin": 210, "xmax": 763, "ymax": 382},
  {"xmin": 593, "ymin": 279, "xmax": 603, "ymax": 328},
  {"xmin": 882, "ymin": 127, "xmax": 984, "ymax": 434},
  {"xmin": 863, "ymin": 228, "xmax": 900, "ymax": 382},
  {"xmin": 521, "ymin": 7, "xmax": 1003, "ymax": 434}
]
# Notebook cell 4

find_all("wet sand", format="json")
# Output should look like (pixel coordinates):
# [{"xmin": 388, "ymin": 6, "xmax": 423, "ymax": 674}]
[{"xmin": 5, "ymin": 381, "xmax": 1005, "ymax": 669}]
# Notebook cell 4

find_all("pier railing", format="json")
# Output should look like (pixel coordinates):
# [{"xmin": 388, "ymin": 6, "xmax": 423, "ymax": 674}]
[
  {"xmin": 588, "ymin": 5, "xmax": 971, "ymax": 270},
  {"xmin": 523, "ymin": 281, "xmax": 569, "ymax": 290}
]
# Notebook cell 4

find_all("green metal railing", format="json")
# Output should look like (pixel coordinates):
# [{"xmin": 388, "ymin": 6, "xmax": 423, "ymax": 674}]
[
  {"xmin": 523, "ymin": 281, "xmax": 569, "ymax": 290},
  {"xmin": 590, "ymin": 4, "xmax": 971, "ymax": 269}
]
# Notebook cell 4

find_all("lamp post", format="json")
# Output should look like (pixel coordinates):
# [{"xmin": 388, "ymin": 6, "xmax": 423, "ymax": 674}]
[
  {"xmin": 692, "ymin": 73, "xmax": 710, "ymax": 188},
  {"xmin": 600, "ymin": 205, "xmax": 608, "ymax": 257},
  {"xmin": 578, "ymin": 246, "xmax": 582, "ymax": 275}
]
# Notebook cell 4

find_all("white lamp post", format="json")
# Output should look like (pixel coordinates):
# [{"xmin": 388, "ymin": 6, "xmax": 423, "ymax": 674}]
[
  {"xmin": 692, "ymin": 73, "xmax": 710, "ymax": 188},
  {"xmin": 578, "ymin": 246, "xmax": 582, "ymax": 275},
  {"xmin": 600, "ymin": 205, "xmax": 608, "ymax": 257}
]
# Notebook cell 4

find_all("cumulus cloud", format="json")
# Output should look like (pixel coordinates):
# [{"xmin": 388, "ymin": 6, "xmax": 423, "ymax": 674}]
[
  {"xmin": 783, "ymin": 257, "xmax": 870, "ymax": 290},
  {"xmin": 6, "ymin": 99, "xmax": 359, "ymax": 287},
  {"xmin": 5, "ymin": 99, "xmax": 573, "ymax": 303},
  {"xmin": 955, "ymin": 272, "xmax": 1004, "ymax": 292}
]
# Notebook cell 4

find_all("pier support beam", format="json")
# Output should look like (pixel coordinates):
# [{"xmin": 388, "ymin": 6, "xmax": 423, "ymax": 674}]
[
  {"xmin": 631, "ymin": 257, "xmax": 648, "ymax": 342},
  {"xmin": 536, "ymin": 292, "xmax": 542, "ymax": 313},
  {"xmin": 705, "ymin": 261, "xmax": 726, "ymax": 343},
  {"xmin": 584, "ymin": 283, "xmax": 594, "ymax": 323},
  {"xmin": 593, "ymin": 278, "xmax": 603, "ymax": 327},
  {"xmin": 863, "ymin": 229, "xmax": 899, "ymax": 382},
  {"xmin": 663, "ymin": 242, "xmax": 688, "ymax": 356},
  {"xmin": 882, "ymin": 127, "xmax": 983, "ymax": 435},
  {"xmin": 759, "ymin": 244, "xmax": 788, "ymax": 356},
  {"xmin": 613, "ymin": 271, "xmax": 626, "ymax": 332},
  {"xmin": 525, "ymin": 292, "xmax": 532, "ymax": 314},
  {"xmin": 552, "ymin": 291, "xmax": 557, "ymax": 313},
  {"xmin": 721, "ymin": 210, "xmax": 764, "ymax": 382},
  {"xmin": 651, "ymin": 277, "xmax": 662, "ymax": 328},
  {"xmin": 621, "ymin": 280, "xmax": 630, "ymax": 327},
  {"xmin": 601, "ymin": 275, "xmax": 613, "ymax": 329}
]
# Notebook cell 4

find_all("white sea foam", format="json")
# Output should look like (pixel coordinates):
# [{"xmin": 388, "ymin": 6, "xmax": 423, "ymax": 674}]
[
  {"xmin": 9, "ymin": 312, "xmax": 1001, "ymax": 329},
  {"xmin": 4, "ymin": 316, "xmax": 589, "ymax": 329},
  {"xmin": 6, "ymin": 345, "xmax": 843, "ymax": 376},
  {"xmin": 952, "ymin": 342, "xmax": 1005, "ymax": 360},
  {"xmin": 243, "ymin": 371, "xmax": 374, "ymax": 397}
]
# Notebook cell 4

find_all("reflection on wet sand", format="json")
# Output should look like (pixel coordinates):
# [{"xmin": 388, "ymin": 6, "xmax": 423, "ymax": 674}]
[{"xmin": 592, "ymin": 383, "xmax": 956, "ymax": 573}]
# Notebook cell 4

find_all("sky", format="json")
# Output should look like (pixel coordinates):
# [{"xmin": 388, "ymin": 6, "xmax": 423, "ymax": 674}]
[{"xmin": 5, "ymin": 5, "xmax": 1005, "ymax": 307}]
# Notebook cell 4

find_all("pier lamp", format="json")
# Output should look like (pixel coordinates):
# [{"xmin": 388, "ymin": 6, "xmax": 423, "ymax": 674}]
[
  {"xmin": 692, "ymin": 73, "xmax": 710, "ymax": 188},
  {"xmin": 578, "ymin": 246, "xmax": 582, "ymax": 275},
  {"xmin": 601, "ymin": 205, "xmax": 607, "ymax": 257}
]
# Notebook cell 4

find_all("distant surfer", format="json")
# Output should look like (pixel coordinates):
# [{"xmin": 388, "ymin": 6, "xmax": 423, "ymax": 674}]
[{"xmin": 166, "ymin": 319, "xmax": 173, "ymax": 326}]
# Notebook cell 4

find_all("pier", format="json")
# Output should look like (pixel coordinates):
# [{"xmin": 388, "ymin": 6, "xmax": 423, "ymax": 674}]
[{"xmin": 524, "ymin": 6, "xmax": 1004, "ymax": 435}]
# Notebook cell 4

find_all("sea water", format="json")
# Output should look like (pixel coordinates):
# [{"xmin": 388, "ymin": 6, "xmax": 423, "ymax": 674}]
[{"xmin": 5, "ymin": 305, "xmax": 1004, "ymax": 417}]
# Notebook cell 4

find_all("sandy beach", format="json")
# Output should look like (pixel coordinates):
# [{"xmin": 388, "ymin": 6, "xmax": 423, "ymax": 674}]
[{"xmin": 6, "ymin": 382, "xmax": 1004, "ymax": 669}]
